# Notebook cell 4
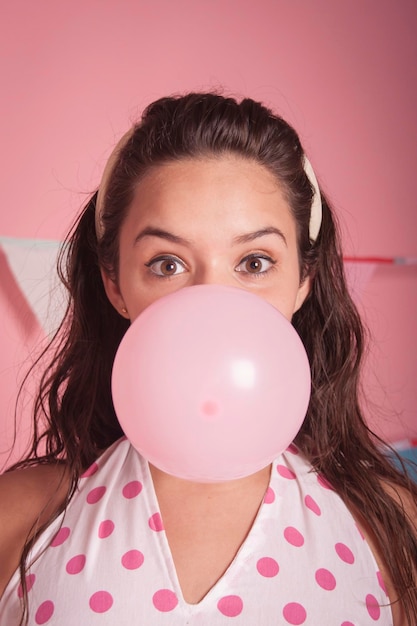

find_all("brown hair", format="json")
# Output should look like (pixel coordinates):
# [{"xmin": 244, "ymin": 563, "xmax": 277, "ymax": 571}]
[{"xmin": 12, "ymin": 93, "xmax": 417, "ymax": 622}]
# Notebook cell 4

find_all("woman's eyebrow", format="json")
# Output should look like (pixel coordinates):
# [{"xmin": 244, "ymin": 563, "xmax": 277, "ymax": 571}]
[
  {"xmin": 133, "ymin": 225, "xmax": 287, "ymax": 247},
  {"xmin": 134, "ymin": 226, "xmax": 193, "ymax": 246},
  {"xmin": 233, "ymin": 227, "xmax": 287, "ymax": 246}
]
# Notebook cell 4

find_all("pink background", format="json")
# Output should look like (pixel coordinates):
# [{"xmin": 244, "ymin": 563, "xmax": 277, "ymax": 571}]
[{"xmin": 1, "ymin": 0, "xmax": 416, "ymax": 468}]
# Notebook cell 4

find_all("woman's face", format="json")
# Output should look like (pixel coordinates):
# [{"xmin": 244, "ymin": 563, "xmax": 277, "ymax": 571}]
[{"xmin": 102, "ymin": 156, "xmax": 310, "ymax": 322}]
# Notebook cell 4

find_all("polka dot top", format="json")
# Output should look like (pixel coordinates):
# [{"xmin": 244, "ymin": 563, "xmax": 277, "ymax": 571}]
[{"xmin": 1, "ymin": 437, "xmax": 393, "ymax": 625}]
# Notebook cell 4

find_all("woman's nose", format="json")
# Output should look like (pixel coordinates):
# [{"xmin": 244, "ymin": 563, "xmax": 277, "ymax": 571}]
[{"xmin": 191, "ymin": 265, "xmax": 235, "ymax": 288}]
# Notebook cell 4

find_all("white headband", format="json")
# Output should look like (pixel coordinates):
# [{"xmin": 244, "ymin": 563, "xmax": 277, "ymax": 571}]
[
  {"xmin": 95, "ymin": 132, "xmax": 322, "ymax": 242},
  {"xmin": 95, "ymin": 127, "xmax": 135, "ymax": 240},
  {"xmin": 303, "ymin": 156, "xmax": 322, "ymax": 242}
]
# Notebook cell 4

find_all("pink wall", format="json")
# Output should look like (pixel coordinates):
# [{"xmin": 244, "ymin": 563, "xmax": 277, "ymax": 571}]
[{"xmin": 1, "ymin": 0, "xmax": 416, "ymax": 468}]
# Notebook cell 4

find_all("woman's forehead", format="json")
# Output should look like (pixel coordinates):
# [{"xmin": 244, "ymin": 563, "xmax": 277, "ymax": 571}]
[
  {"xmin": 115, "ymin": 157, "xmax": 298, "ymax": 259},
  {"xmin": 125, "ymin": 156, "xmax": 294, "ymax": 236}
]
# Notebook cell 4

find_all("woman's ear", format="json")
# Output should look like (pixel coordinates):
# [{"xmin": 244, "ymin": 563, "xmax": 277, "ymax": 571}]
[
  {"xmin": 100, "ymin": 268, "xmax": 130, "ymax": 319},
  {"xmin": 294, "ymin": 274, "xmax": 312, "ymax": 314}
]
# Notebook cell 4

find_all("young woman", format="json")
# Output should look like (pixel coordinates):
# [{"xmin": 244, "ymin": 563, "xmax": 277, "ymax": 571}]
[{"xmin": 1, "ymin": 93, "xmax": 416, "ymax": 625}]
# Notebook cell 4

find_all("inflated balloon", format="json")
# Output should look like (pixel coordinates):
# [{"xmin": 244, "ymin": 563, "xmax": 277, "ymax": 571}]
[{"xmin": 112, "ymin": 285, "xmax": 311, "ymax": 482}]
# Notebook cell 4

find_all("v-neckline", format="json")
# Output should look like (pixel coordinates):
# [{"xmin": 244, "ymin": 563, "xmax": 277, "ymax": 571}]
[{"xmin": 144, "ymin": 459, "xmax": 274, "ymax": 607}]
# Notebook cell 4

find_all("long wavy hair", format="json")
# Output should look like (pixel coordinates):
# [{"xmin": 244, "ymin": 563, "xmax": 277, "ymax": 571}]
[{"xmin": 11, "ymin": 93, "xmax": 417, "ymax": 622}]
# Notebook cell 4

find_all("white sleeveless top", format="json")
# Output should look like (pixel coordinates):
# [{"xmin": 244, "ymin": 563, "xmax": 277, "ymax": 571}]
[{"xmin": 1, "ymin": 438, "xmax": 392, "ymax": 625}]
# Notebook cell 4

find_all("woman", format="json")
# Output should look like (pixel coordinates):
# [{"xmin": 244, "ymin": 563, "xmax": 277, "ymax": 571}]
[{"xmin": 1, "ymin": 92, "xmax": 416, "ymax": 624}]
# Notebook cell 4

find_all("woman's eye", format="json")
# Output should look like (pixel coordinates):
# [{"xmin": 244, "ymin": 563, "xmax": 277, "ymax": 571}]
[
  {"xmin": 146, "ymin": 257, "xmax": 186, "ymax": 277},
  {"xmin": 235, "ymin": 255, "xmax": 275, "ymax": 275}
]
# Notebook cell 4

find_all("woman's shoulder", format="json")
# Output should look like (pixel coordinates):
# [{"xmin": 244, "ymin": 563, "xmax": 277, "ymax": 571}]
[
  {"xmin": 354, "ymin": 478, "xmax": 417, "ymax": 625},
  {"xmin": 381, "ymin": 477, "xmax": 417, "ymax": 521},
  {"xmin": 0, "ymin": 460, "xmax": 70, "ymax": 513},
  {"xmin": 0, "ymin": 462, "xmax": 70, "ymax": 598}
]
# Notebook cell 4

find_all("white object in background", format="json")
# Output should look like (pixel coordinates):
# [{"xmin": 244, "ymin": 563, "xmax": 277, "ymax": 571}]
[
  {"xmin": 344, "ymin": 256, "xmax": 417, "ymax": 303},
  {"xmin": 0, "ymin": 237, "xmax": 67, "ymax": 336},
  {"xmin": 343, "ymin": 261, "xmax": 377, "ymax": 303}
]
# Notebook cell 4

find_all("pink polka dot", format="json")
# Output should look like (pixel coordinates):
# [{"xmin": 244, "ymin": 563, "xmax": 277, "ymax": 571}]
[
  {"xmin": 284, "ymin": 526, "xmax": 305, "ymax": 547},
  {"xmin": 366, "ymin": 594, "xmax": 381, "ymax": 620},
  {"xmin": 35, "ymin": 600, "xmax": 54, "ymax": 624},
  {"xmin": 217, "ymin": 595, "xmax": 244, "ymax": 617},
  {"xmin": 317, "ymin": 474, "xmax": 333, "ymax": 490},
  {"xmin": 152, "ymin": 589, "xmax": 178, "ymax": 612},
  {"xmin": 50, "ymin": 527, "xmax": 70, "ymax": 547},
  {"xmin": 66, "ymin": 554, "xmax": 86, "ymax": 575},
  {"xmin": 122, "ymin": 480, "xmax": 143, "ymax": 499},
  {"xmin": 17, "ymin": 574, "xmax": 36, "ymax": 598},
  {"xmin": 149, "ymin": 512, "xmax": 164, "ymax": 531},
  {"xmin": 257, "ymin": 557, "xmax": 279, "ymax": 577},
  {"xmin": 121, "ymin": 549, "xmax": 144, "ymax": 570},
  {"xmin": 86, "ymin": 485, "xmax": 106, "ymax": 504},
  {"xmin": 81, "ymin": 462, "xmax": 98, "ymax": 478},
  {"xmin": 277, "ymin": 465, "xmax": 296, "ymax": 479},
  {"xmin": 304, "ymin": 494, "xmax": 321, "ymax": 516},
  {"xmin": 89, "ymin": 590, "xmax": 114, "ymax": 613},
  {"xmin": 98, "ymin": 520, "xmax": 115, "ymax": 538},
  {"xmin": 341, "ymin": 622, "xmax": 355, "ymax": 626},
  {"xmin": 377, "ymin": 571, "xmax": 387, "ymax": 595},
  {"xmin": 335, "ymin": 542, "xmax": 355, "ymax": 564},
  {"xmin": 282, "ymin": 602, "xmax": 307, "ymax": 624},
  {"xmin": 286, "ymin": 443, "xmax": 299, "ymax": 454},
  {"xmin": 264, "ymin": 487, "xmax": 275, "ymax": 504},
  {"xmin": 315, "ymin": 568, "xmax": 336, "ymax": 591}
]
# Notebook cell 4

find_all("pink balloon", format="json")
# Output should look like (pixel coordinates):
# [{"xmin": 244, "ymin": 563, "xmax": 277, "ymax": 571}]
[{"xmin": 112, "ymin": 285, "xmax": 310, "ymax": 482}]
